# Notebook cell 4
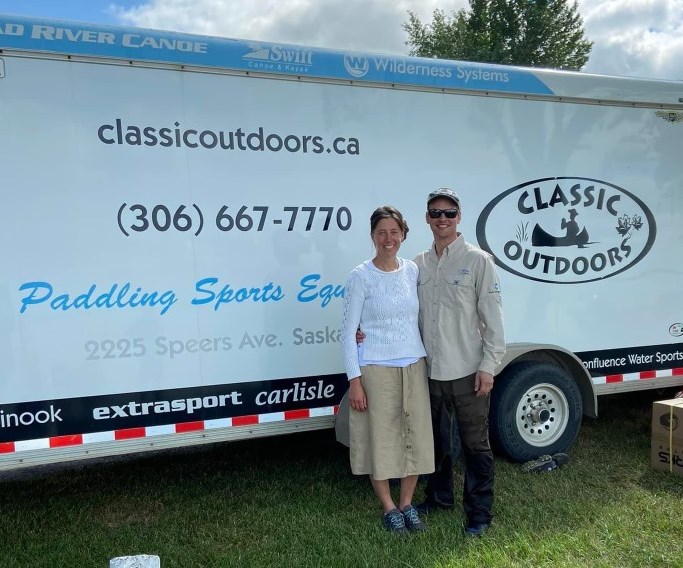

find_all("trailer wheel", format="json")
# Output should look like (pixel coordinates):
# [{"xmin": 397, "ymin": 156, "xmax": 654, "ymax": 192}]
[{"xmin": 490, "ymin": 362, "xmax": 582, "ymax": 462}]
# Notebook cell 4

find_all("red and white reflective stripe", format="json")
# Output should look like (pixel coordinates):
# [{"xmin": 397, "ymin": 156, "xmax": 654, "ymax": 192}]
[
  {"xmin": 592, "ymin": 367, "xmax": 683, "ymax": 385},
  {"xmin": 0, "ymin": 405, "xmax": 339, "ymax": 455}
]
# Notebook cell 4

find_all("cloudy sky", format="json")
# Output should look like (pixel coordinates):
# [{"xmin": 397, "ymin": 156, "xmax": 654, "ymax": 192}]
[{"xmin": 1, "ymin": 0, "xmax": 682, "ymax": 80}]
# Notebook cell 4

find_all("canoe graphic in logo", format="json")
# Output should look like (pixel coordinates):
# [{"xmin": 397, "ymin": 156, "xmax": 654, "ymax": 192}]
[{"xmin": 476, "ymin": 177, "xmax": 656, "ymax": 284}]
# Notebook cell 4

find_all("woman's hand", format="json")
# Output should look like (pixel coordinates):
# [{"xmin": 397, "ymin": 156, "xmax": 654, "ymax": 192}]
[{"xmin": 348, "ymin": 377, "xmax": 367, "ymax": 412}]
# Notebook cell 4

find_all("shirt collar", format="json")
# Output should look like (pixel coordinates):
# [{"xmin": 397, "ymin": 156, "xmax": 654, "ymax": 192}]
[{"xmin": 430, "ymin": 233, "xmax": 464, "ymax": 259}]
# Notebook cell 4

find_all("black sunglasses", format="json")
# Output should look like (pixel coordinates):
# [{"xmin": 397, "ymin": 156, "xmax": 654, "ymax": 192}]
[{"xmin": 428, "ymin": 208, "xmax": 459, "ymax": 219}]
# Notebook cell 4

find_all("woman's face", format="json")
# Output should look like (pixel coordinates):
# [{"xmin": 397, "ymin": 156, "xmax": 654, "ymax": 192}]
[{"xmin": 371, "ymin": 217, "xmax": 403, "ymax": 256}]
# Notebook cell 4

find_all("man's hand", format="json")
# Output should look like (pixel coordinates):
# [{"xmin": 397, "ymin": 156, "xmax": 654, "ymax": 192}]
[
  {"xmin": 475, "ymin": 370, "xmax": 494, "ymax": 397},
  {"xmin": 355, "ymin": 328, "xmax": 366, "ymax": 344},
  {"xmin": 348, "ymin": 377, "xmax": 367, "ymax": 411}
]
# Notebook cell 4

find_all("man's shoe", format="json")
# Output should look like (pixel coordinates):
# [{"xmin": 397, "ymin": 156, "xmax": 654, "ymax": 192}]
[
  {"xmin": 521, "ymin": 452, "xmax": 571, "ymax": 473},
  {"xmin": 383, "ymin": 508, "xmax": 409, "ymax": 534},
  {"xmin": 415, "ymin": 500, "xmax": 454, "ymax": 515},
  {"xmin": 464, "ymin": 521, "xmax": 490, "ymax": 537},
  {"xmin": 401, "ymin": 505, "xmax": 428, "ymax": 532},
  {"xmin": 552, "ymin": 452, "xmax": 570, "ymax": 467},
  {"xmin": 521, "ymin": 454, "xmax": 554, "ymax": 473}
]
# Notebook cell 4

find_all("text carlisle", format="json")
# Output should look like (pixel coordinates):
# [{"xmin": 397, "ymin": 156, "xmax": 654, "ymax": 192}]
[
  {"xmin": 476, "ymin": 177, "xmax": 656, "ymax": 284},
  {"xmin": 255, "ymin": 380, "xmax": 334, "ymax": 406}
]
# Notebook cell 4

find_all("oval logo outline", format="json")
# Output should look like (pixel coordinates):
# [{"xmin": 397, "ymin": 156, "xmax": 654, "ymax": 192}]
[{"xmin": 476, "ymin": 177, "xmax": 657, "ymax": 284}]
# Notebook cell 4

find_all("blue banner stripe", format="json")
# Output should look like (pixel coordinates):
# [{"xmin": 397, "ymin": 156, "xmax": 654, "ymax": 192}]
[{"xmin": 0, "ymin": 15, "xmax": 554, "ymax": 96}]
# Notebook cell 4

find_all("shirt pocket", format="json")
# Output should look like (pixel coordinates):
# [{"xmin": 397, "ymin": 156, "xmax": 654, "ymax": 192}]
[
  {"xmin": 416, "ymin": 273, "xmax": 432, "ymax": 303},
  {"xmin": 417, "ymin": 274, "xmax": 432, "ymax": 287},
  {"xmin": 444, "ymin": 273, "xmax": 474, "ymax": 305}
]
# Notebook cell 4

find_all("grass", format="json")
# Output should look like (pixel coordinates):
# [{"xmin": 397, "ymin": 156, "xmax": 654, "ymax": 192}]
[{"xmin": 1, "ymin": 390, "xmax": 682, "ymax": 568}]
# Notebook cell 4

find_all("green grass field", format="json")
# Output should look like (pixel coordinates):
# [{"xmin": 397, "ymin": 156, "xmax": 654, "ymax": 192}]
[{"xmin": 1, "ymin": 390, "xmax": 682, "ymax": 568}]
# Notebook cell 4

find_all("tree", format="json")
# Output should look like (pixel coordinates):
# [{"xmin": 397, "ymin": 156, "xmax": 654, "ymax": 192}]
[{"xmin": 403, "ymin": 0, "xmax": 592, "ymax": 71}]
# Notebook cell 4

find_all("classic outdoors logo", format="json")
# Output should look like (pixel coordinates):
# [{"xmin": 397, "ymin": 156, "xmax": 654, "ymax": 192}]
[
  {"xmin": 476, "ymin": 177, "xmax": 656, "ymax": 284},
  {"xmin": 343, "ymin": 55, "xmax": 369, "ymax": 78},
  {"xmin": 670, "ymin": 323, "xmax": 683, "ymax": 337}
]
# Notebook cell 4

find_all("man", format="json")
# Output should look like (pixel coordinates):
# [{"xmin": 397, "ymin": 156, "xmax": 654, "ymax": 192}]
[{"xmin": 414, "ymin": 187, "xmax": 505, "ymax": 537}]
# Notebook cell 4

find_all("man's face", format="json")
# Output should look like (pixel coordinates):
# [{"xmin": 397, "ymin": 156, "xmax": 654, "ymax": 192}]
[{"xmin": 426, "ymin": 197, "xmax": 461, "ymax": 241}]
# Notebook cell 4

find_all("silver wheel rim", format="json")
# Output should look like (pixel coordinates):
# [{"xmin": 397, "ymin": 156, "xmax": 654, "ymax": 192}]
[{"xmin": 515, "ymin": 382, "xmax": 570, "ymax": 447}]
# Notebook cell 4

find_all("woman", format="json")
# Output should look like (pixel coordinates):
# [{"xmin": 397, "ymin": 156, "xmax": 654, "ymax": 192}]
[{"xmin": 341, "ymin": 205, "xmax": 434, "ymax": 534}]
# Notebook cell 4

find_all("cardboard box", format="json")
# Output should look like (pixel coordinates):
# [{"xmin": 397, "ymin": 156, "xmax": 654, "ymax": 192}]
[{"xmin": 651, "ymin": 398, "xmax": 683, "ymax": 477}]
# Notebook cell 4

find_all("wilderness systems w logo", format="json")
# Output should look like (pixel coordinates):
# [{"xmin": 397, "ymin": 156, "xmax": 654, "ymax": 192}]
[
  {"xmin": 243, "ymin": 42, "xmax": 313, "ymax": 72},
  {"xmin": 344, "ymin": 55, "xmax": 369, "ymax": 78},
  {"xmin": 342, "ymin": 54, "xmax": 452, "ymax": 80},
  {"xmin": 476, "ymin": 177, "xmax": 657, "ymax": 284}
]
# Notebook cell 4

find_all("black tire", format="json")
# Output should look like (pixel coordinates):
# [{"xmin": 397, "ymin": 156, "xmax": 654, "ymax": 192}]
[{"xmin": 490, "ymin": 361, "xmax": 582, "ymax": 462}]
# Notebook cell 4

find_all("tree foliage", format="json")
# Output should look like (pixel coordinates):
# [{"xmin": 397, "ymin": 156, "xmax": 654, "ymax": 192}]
[{"xmin": 403, "ymin": 0, "xmax": 592, "ymax": 71}]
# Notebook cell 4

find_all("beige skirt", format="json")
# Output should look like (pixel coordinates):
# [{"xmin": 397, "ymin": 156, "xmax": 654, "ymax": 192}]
[{"xmin": 349, "ymin": 358, "xmax": 434, "ymax": 480}]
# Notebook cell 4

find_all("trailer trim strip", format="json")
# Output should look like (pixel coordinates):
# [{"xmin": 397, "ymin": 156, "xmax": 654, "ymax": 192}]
[
  {"xmin": 0, "ymin": 405, "xmax": 339, "ymax": 455},
  {"xmin": 592, "ymin": 367, "xmax": 683, "ymax": 385}
]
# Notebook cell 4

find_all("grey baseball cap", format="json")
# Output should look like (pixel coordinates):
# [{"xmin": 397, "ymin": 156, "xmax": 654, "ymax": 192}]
[{"xmin": 427, "ymin": 187, "xmax": 460, "ymax": 208}]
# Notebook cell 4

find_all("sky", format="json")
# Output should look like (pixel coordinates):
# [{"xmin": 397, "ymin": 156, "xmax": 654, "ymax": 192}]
[{"xmin": 0, "ymin": 0, "xmax": 682, "ymax": 81}]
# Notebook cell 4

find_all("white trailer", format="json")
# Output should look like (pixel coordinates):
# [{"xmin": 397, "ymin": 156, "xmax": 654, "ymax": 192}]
[{"xmin": 0, "ymin": 15, "xmax": 681, "ymax": 470}]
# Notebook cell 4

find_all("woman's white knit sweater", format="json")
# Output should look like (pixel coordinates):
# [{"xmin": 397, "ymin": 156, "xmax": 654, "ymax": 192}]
[{"xmin": 341, "ymin": 258, "xmax": 427, "ymax": 380}]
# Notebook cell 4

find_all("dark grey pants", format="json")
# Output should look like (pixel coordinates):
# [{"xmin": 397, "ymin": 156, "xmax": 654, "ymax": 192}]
[{"xmin": 423, "ymin": 374, "xmax": 494, "ymax": 524}]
